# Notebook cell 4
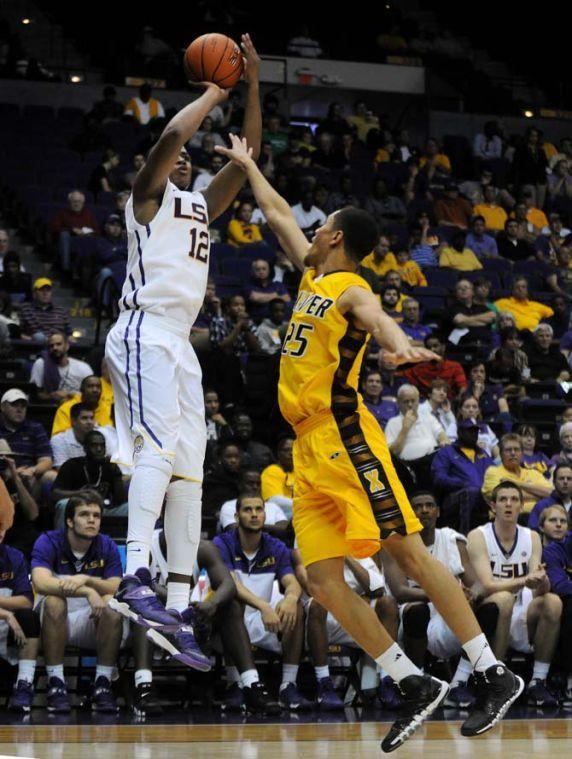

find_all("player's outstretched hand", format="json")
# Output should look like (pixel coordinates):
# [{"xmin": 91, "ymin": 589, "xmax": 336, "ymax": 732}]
[
  {"xmin": 383, "ymin": 347, "xmax": 441, "ymax": 366},
  {"xmin": 189, "ymin": 80, "xmax": 230, "ymax": 104},
  {"xmin": 241, "ymin": 33, "xmax": 260, "ymax": 84},
  {"xmin": 215, "ymin": 134, "xmax": 254, "ymax": 171}
]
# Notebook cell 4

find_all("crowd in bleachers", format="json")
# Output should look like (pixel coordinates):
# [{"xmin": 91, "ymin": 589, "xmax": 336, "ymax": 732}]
[{"xmin": 1, "ymin": 85, "xmax": 572, "ymax": 719}]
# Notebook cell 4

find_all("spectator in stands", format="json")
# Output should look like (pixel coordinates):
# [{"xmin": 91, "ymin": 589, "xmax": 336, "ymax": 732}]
[
  {"xmin": 256, "ymin": 298, "xmax": 288, "ymax": 355},
  {"xmin": 1, "ymin": 442, "xmax": 40, "ymax": 558},
  {"xmin": 376, "ymin": 349, "xmax": 407, "ymax": 401},
  {"xmin": 360, "ymin": 235, "xmax": 396, "ymax": 278},
  {"xmin": 536, "ymin": 213, "xmax": 569, "ymax": 255},
  {"xmin": 219, "ymin": 469, "xmax": 287, "ymax": 535},
  {"xmin": 90, "ymin": 85, "xmax": 123, "ymax": 123},
  {"xmin": 203, "ymin": 441, "xmax": 244, "ymax": 517},
  {"xmin": 524, "ymin": 323, "xmax": 570, "ymax": 382},
  {"xmin": 546, "ymin": 255, "xmax": 572, "ymax": 309},
  {"xmin": 467, "ymin": 481, "xmax": 561, "ymax": 706},
  {"xmin": 550, "ymin": 422, "xmax": 572, "ymax": 468},
  {"xmin": 418, "ymin": 378, "xmax": 457, "ymax": 438},
  {"xmin": 50, "ymin": 403, "xmax": 95, "ymax": 469},
  {"xmin": 439, "ymin": 230, "xmax": 483, "ymax": 271},
  {"xmin": 122, "ymin": 152, "xmax": 145, "ymax": 189},
  {"xmin": 474, "ymin": 120, "xmax": 503, "ymax": 162},
  {"xmin": 513, "ymin": 127, "xmax": 548, "ymax": 209},
  {"xmin": 0, "ymin": 228, "xmax": 11, "ymax": 272},
  {"xmin": 31, "ymin": 491, "xmax": 125, "ymax": 712},
  {"xmin": 465, "ymin": 215, "xmax": 499, "ymax": 259},
  {"xmin": 400, "ymin": 298, "xmax": 432, "ymax": 346},
  {"xmin": 488, "ymin": 327, "xmax": 530, "ymax": 389},
  {"xmin": 360, "ymin": 370, "xmax": 398, "ymax": 430},
  {"xmin": 0, "ymin": 251, "xmax": 30, "ymax": 301},
  {"xmin": 380, "ymin": 284, "xmax": 402, "ymax": 323},
  {"xmin": 51, "ymin": 191, "xmax": 99, "ymax": 274},
  {"xmin": 457, "ymin": 395, "xmax": 499, "ymax": 458},
  {"xmin": 227, "ymin": 202, "xmax": 264, "ymax": 247},
  {"xmin": 473, "ymin": 276, "xmax": 499, "ymax": 311},
  {"xmin": 124, "ymin": 83, "xmax": 165, "ymax": 125},
  {"xmin": 400, "ymin": 333, "xmax": 468, "ymax": 398},
  {"xmin": 0, "ymin": 388, "xmax": 53, "ymax": 496},
  {"xmin": 519, "ymin": 190, "xmax": 549, "ymax": 234},
  {"xmin": 363, "ymin": 178, "xmax": 405, "ymax": 227},
  {"xmin": 481, "ymin": 434, "xmax": 552, "ymax": 513},
  {"xmin": 394, "ymin": 249, "xmax": 427, "ymax": 287},
  {"xmin": 408, "ymin": 221, "xmax": 438, "ymax": 268},
  {"xmin": 192, "ymin": 153, "xmax": 224, "ymax": 192},
  {"xmin": 468, "ymin": 361, "xmax": 509, "ymax": 418},
  {"xmin": 262, "ymin": 115, "xmax": 289, "ymax": 157},
  {"xmin": 213, "ymin": 495, "xmax": 311, "ymax": 710},
  {"xmin": 287, "ymin": 24, "xmax": 323, "ymax": 57},
  {"xmin": 495, "ymin": 276, "xmax": 554, "ymax": 331},
  {"xmin": 231, "ymin": 412, "xmax": 274, "ymax": 472},
  {"xmin": 52, "ymin": 430, "xmax": 126, "ymax": 527},
  {"xmin": 0, "ymin": 486, "xmax": 41, "ymax": 714},
  {"xmin": 448, "ymin": 278, "xmax": 495, "ymax": 346},
  {"xmin": 88, "ymin": 148, "xmax": 120, "ymax": 200},
  {"xmin": 204, "ymin": 388, "xmax": 231, "ymax": 460},
  {"xmin": 324, "ymin": 175, "xmax": 360, "ymax": 214},
  {"xmin": 528, "ymin": 464, "xmax": 572, "ymax": 532},
  {"xmin": 291, "ymin": 190, "xmax": 326, "ymax": 239},
  {"xmin": 419, "ymin": 138, "xmax": 451, "ymax": 176},
  {"xmin": 517, "ymin": 424, "xmax": 551, "ymax": 477},
  {"xmin": 547, "ymin": 159, "xmax": 572, "ymax": 203},
  {"xmin": 192, "ymin": 277, "xmax": 222, "ymax": 344},
  {"xmin": 496, "ymin": 218, "xmax": 535, "ymax": 262},
  {"xmin": 542, "ymin": 530, "xmax": 572, "ymax": 704},
  {"xmin": 30, "ymin": 332, "xmax": 92, "ymax": 403},
  {"xmin": 261, "ymin": 436, "xmax": 294, "ymax": 520},
  {"xmin": 511, "ymin": 201, "xmax": 539, "ymax": 244},
  {"xmin": 19, "ymin": 278, "xmax": 71, "ymax": 342},
  {"xmin": 246, "ymin": 259, "xmax": 291, "ymax": 322},
  {"xmin": 347, "ymin": 100, "xmax": 380, "ymax": 142},
  {"xmin": 474, "ymin": 185, "xmax": 508, "ymax": 233},
  {"xmin": 538, "ymin": 505, "xmax": 569, "ymax": 548},
  {"xmin": 434, "ymin": 182, "xmax": 473, "ymax": 230},
  {"xmin": 311, "ymin": 132, "xmax": 344, "ymax": 171},
  {"xmin": 384, "ymin": 384, "xmax": 449, "ymax": 462},
  {"xmin": 52, "ymin": 375, "xmax": 112, "ymax": 436}
]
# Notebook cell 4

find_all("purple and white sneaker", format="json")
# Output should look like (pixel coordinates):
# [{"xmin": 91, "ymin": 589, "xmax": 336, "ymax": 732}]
[
  {"xmin": 316, "ymin": 676, "xmax": 345, "ymax": 711},
  {"xmin": 108, "ymin": 569, "xmax": 178, "ymax": 629},
  {"xmin": 9, "ymin": 680, "xmax": 34, "ymax": 713},
  {"xmin": 145, "ymin": 611, "xmax": 211, "ymax": 672}
]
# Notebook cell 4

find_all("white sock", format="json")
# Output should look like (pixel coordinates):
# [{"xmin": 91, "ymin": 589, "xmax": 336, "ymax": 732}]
[
  {"xmin": 240, "ymin": 669, "xmax": 259, "ymax": 688},
  {"xmin": 46, "ymin": 664, "xmax": 64, "ymax": 682},
  {"xmin": 134, "ymin": 669, "xmax": 153, "ymax": 687},
  {"xmin": 280, "ymin": 663, "xmax": 299, "ymax": 690},
  {"xmin": 125, "ymin": 461, "xmax": 171, "ymax": 575},
  {"xmin": 532, "ymin": 661, "xmax": 550, "ymax": 682},
  {"xmin": 17, "ymin": 659, "xmax": 36, "ymax": 684},
  {"xmin": 375, "ymin": 643, "xmax": 421, "ymax": 684},
  {"xmin": 315, "ymin": 665, "xmax": 329, "ymax": 681},
  {"xmin": 226, "ymin": 666, "xmax": 241, "ymax": 684},
  {"xmin": 166, "ymin": 581, "xmax": 190, "ymax": 613},
  {"xmin": 452, "ymin": 657, "xmax": 473, "ymax": 685},
  {"xmin": 95, "ymin": 665, "xmax": 114, "ymax": 681},
  {"xmin": 462, "ymin": 634, "xmax": 499, "ymax": 673}
]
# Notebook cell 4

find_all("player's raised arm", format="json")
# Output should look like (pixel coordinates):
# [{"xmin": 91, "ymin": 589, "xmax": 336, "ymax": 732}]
[
  {"xmin": 216, "ymin": 134, "xmax": 310, "ymax": 271},
  {"xmin": 202, "ymin": 34, "xmax": 263, "ymax": 222},
  {"xmin": 337, "ymin": 286, "xmax": 441, "ymax": 365},
  {"xmin": 132, "ymin": 84, "xmax": 229, "ymax": 222}
]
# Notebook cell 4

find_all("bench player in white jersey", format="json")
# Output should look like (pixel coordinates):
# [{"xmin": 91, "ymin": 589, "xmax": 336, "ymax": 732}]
[
  {"xmin": 105, "ymin": 35, "xmax": 261, "ymax": 668},
  {"xmin": 468, "ymin": 481, "xmax": 563, "ymax": 707}
]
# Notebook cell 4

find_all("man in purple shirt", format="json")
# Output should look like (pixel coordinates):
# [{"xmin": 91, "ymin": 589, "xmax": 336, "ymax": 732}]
[
  {"xmin": 542, "ymin": 531, "xmax": 572, "ymax": 705},
  {"xmin": 400, "ymin": 298, "xmax": 433, "ymax": 346},
  {"xmin": 361, "ymin": 370, "xmax": 398, "ymax": 430},
  {"xmin": 466, "ymin": 216, "xmax": 498, "ymax": 259},
  {"xmin": 31, "ymin": 491, "xmax": 124, "ymax": 713},
  {"xmin": 0, "ymin": 498, "xmax": 41, "ymax": 714}
]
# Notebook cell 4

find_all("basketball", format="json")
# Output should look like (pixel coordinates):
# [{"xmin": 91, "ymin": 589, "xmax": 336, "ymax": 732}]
[{"xmin": 184, "ymin": 33, "xmax": 244, "ymax": 88}]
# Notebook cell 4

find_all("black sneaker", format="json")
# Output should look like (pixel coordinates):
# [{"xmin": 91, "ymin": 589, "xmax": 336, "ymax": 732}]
[
  {"xmin": 461, "ymin": 664, "xmax": 524, "ymax": 737},
  {"xmin": 243, "ymin": 682, "xmax": 282, "ymax": 716},
  {"xmin": 132, "ymin": 682, "xmax": 163, "ymax": 718},
  {"xmin": 526, "ymin": 678, "xmax": 559, "ymax": 708},
  {"xmin": 381, "ymin": 675, "xmax": 449, "ymax": 753}
]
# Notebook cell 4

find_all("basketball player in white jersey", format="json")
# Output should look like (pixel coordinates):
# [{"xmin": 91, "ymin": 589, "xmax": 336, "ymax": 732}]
[
  {"xmin": 468, "ymin": 481, "xmax": 563, "ymax": 706},
  {"xmin": 105, "ymin": 35, "xmax": 261, "ymax": 668}
]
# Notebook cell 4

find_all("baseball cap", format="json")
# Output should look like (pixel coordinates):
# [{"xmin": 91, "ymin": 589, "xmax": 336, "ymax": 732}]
[
  {"xmin": 1, "ymin": 388, "xmax": 29, "ymax": 404},
  {"xmin": 33, "ymin": 277, "xmax": 53, "ymax": 290},
  {"xmin": 459, "ymin": 419, "xmax": 479, "ymax": 429},
  {"xmin": 106, "ymin": 213, "xmax": 122, "ymax": 224}
]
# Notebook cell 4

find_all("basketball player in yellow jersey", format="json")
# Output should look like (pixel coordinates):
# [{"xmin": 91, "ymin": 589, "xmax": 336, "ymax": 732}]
[{"xmin": 217, "ymin": 136, "xmax": 523, "ymax": 752}]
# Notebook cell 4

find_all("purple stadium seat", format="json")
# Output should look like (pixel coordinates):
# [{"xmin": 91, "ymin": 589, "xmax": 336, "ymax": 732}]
[
  {"xmin": 211, "ymin": 243, "xmax": 238, "ymax": 262},
  {"xmin": 425, "ymin": 267, "xmax": 458, "ymax": 290},
  {"xmin": 221, "ymin": 258, "xmax": 253, "ymax": 279}
]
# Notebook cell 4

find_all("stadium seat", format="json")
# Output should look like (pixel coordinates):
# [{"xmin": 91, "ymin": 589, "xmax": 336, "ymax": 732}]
[
  {"xmin": 518, "ymin": 398, "xmax": 566, "ymax": 424},
  {"xmin": 425, "ymin": 268, "xmax": 458, "ymax": 290},
  {"xmin": 220, "ymin": 258, "xmax": 252, "ymax": 279}
]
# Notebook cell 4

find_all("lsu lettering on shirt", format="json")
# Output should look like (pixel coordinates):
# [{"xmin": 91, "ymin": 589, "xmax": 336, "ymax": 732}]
[
  {"xmin": 478, "ymin": 522, "xmax": 532, "ymax": 585},
  {"xmin": 119, "ymin": 180, "xmax": 210, "ymax": 330},
  {"xmin": 278, "ymin": 268, "xmax": 371, "ymax": 426}
]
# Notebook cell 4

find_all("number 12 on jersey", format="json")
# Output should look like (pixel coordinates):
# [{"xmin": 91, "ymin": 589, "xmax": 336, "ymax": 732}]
[
  {"xmin": 282, "ymin": 322, "xmax": 314, "ymax": 357},
  {"xmin": 189, "ymin": 228, "xmax": 209, "ymax": 263}
]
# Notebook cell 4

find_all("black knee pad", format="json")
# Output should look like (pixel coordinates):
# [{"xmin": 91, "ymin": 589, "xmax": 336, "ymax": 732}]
[
  {"xmin": 402, "ymin": 603, "xmax": 430, "ymax": 639},
  {"xmin": 476, "ymin": 603, "xmax": 499, "ymax": 641},
  {"xmin": 13, "ymin": 607, "xmax": 41, "ymax": 638}
]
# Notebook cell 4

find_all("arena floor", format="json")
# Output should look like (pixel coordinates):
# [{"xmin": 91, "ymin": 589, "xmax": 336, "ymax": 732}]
[{"xmin": 0, "ymin": 708, "xmax": 571, "ymax": 758}]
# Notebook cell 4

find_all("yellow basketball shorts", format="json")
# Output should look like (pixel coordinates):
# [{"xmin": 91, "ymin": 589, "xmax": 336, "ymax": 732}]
[{"xmin": 292, "ymin": 406, "xmax": 421, "ymax": 567}]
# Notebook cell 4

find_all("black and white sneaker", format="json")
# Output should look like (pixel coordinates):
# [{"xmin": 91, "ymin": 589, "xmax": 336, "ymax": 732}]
[
  {"xmin": 132, "ymin": 682, "xmax": 163, "ymax": 718},
  {"xmin": 461, "ymin": 664, "xmax": 524, "ymax": 736},
  {"xmin": 381, "ymin": 675, "xmax": 449, "ymax": 753},
  {"xmin": 243, "ymin": 682, "xmax": 281, "ymax": 716}
]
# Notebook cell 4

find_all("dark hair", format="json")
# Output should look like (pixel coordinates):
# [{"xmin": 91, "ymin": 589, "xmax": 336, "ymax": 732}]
[
  {"xmin": 499, "ymin": 326, "xmax": 521, "ymax": 344},
  {"xmin": 84, "ymin": 430, "xmax": 105, "ymax": 447},
  {"xmin": 491, "ymin": 480, "xmax": 523, "ymax": 503},
  {"xmin": 236, "ymin": 493, "xmax": 265, "ymax": 512},
  {"xmin": 553, "ymin": 463, "xmax": 572, "ymax": 479},
  {"xmin": 516, "ymin": 423, "xmax": 536, "ymax": 438},
  {"xmin": 424, "ymin": 332, "xmax": 443, "ymax": 347},
  {"xmin": 70, "ymin": 402, "xmax": 92, "ymax": 421},
  {"xmin": 472, "ymin": 276, "xmax": 491, "ymax": 289},
  {"xmin": 80, "ymin": 375, "xmax": 99, "ymax": 391},
  {"xmin": 332, "ymin": 207, "xmax": 379, "ymax": 263},
  {"xmin": 410, "ymin": 490, "xmax": 438, "ymax": 504},
  {"xmin": 2, "ymin": 251, "xmax": 20, "ymax": 269},
  {"xmin": 64, "ymin": 490, "xmax": 103, "ymax": 525},
  {"xmin": 472, "ymin": 215, "xmax": 485, "ymax": 225}
]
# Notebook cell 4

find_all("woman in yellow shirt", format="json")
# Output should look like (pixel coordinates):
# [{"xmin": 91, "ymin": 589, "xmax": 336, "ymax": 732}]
[
  {"xmin": 394, "ymin": 249, "xmax": 427, "ymax": 287},
  {"xmin": 227, "ymin": 201, "xmax": 264, "ymax": 247},
  {"xmin": 439, "ymin": 230, "xmax": 483, "ymax": 272}
]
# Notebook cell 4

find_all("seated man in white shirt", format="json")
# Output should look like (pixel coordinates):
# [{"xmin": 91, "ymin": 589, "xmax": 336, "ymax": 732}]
[
  {"xmin": 31, "ymin": 333, "xmax": 92, "ymax": 403},
  {"xmin": 51, "ymin": 404, "xmax": 118, "ymax": 469},
  {"xmin": 290, "ymin": 190, "xmax": 326, "ymax": 240},
  {"xmin": 219, "ymin": 469, "xmax": 289, "ymax": 540},
  {"xmin": 384, "ymin": 384, "xmax": 449, "ymax": 488}
]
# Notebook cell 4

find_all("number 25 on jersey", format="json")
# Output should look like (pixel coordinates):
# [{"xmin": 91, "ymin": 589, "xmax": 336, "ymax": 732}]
[{"xmin": 282, "ymin": 322, "xmax": 314, "ymax": 357}]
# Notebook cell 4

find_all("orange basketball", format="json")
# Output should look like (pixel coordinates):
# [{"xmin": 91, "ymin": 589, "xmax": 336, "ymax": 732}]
[{"xmin": 184, "ymin": 33, "xmax": 244, "ymax": 88}]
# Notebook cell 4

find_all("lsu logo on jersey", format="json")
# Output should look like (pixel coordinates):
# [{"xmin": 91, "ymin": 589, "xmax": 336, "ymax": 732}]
[{"xmin": 364, "ymin": 468, "xmax": 385, "ymax": 494}]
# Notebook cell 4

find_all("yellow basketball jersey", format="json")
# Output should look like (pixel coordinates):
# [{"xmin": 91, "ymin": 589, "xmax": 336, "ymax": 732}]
[{"xmin": 278, "ymin": 268, "xmax": 371, "ymax": 427}]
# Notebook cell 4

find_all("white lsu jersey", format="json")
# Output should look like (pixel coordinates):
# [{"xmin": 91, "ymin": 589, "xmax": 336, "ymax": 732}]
[
  {"xmin": 407, "ymin": 527, "xmax": 466, "ymax": 589},
  {"xmin": 478, "ymin": 522, "xmax": 532, "ymax": 583},
  {"xmin": 119, "ymin": 180, "xmax": 210, "ymax": 330}
]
